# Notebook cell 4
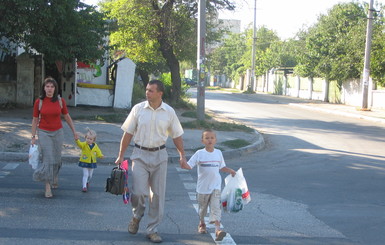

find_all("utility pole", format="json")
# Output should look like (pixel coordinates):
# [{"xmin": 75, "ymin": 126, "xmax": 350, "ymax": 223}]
[
  {"xmin": 361, "ymin": 0, "xmax": 374, "ymax": 109},
  {"xmin": 197, "ymin": 0, "xmax": 206, "ymax": 120},
  {"xmin": 249, "ymin": 0, "xmax": 257, "ymax": 92}
]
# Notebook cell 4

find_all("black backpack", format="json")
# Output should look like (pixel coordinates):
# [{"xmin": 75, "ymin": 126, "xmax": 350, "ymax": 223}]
[{"xmin": 105, "ymin": 166, "xmax": 127, "ymax": 195}]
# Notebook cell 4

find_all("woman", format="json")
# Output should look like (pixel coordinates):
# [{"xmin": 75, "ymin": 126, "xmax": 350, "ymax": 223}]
[{"xmin": 31, "ymin": 77, "xmax": 78, "ymax": 198}]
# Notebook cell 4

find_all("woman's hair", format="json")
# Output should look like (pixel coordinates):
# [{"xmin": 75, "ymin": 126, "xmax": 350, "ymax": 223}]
[
  {"xmin": 85, "ymin": 127, "xmax": 97, "ymax": 140},
  {"xmin": 40, "ymin": 76, "xmax": 59, "ymax": 102}
]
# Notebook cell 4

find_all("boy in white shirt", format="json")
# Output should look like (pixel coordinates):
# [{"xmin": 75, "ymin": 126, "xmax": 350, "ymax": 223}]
[{"xmin": 183, "ymin": 129, "xmax": 236, "ymax": 241}]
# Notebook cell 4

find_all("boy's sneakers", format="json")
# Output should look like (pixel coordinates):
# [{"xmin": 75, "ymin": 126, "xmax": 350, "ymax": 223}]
[
  {"xmin": 198, "ymin": 223, "xmax": 207, "ymax": 234},
  {"xmin": 215, "ymin": 230, "xmax": 226, "ymax": 241}
]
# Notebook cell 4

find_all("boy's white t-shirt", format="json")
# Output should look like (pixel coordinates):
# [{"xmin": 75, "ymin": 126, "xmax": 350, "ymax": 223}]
[{"xmin": 187, "ymin": 148, "xmax": 226, "ymax": 194}]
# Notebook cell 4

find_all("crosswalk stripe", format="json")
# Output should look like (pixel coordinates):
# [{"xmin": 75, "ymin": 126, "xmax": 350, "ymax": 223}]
[
  {"xmin": 0, "ymin": 171, "xmax": 11, "ymax": 178},
  {"xmin": 3, "ymin": 163, "xmax": 19, "ymax": 170}
]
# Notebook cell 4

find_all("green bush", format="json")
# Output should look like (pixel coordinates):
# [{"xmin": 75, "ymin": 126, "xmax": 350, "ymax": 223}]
[
  {"xmin": 131, "ymin": 81, "xmax": 146, "ymax": 105},
  {"xmin": 159, "ymin": 73, "xmax": 191, "ymax": 106}
]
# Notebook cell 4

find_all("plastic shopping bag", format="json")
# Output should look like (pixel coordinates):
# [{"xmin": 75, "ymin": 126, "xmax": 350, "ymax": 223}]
[
  {"xmin": 221, "ymin": 168, "xmax": 251, "ymax": 213},
  {"xmin": 28, "ymin": 145, "xmax": 39, "ymax": 170}
]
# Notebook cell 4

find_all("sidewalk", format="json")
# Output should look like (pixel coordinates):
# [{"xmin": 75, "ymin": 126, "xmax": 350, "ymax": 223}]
[
  {"xmin": 1, "ymin": 96, "xmax": 384, "ymax": 164},
  {"xmin": 289, "ymin": 101, "xmax": 385, "ymax": 124},
  {"xmin": 0, "ymin": 106, "xmax": 264, "ymax": 164}
]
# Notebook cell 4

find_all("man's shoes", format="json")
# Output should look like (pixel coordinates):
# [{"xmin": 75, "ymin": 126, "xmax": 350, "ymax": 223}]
[
  {"xmin": 215, "ymin": 230, "xmax": 226, "ymax": 241},
  {"xmin": 128, "ymin": 217, "xmax": 140, "ymax": 234},
  {"xmin": 198, "ymin": 223, "xmax": 207, "ymax": 234},
  {"xmin": 147, "ymin": 233, "xmax": 162, "ymax": 243}
]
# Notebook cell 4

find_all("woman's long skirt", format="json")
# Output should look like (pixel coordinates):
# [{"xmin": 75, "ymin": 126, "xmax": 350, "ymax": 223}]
[{"xmin": 33, "ymin": 128, "xmax": 63, "ymax": 184}]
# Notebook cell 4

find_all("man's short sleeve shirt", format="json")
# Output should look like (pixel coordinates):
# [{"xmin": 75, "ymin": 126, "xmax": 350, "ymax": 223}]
[{"xmin": 121, "ymin": 101, "xmax": 184, "ymax": 147}]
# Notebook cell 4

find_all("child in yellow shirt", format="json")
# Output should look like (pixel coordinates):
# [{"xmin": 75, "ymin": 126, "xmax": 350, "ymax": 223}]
[{"xmin": 76, "ymin": 128, "xmax": 104, "ymax": 192}]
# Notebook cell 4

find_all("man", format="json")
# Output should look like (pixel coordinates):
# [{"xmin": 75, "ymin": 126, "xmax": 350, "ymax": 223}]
[{"xmin": 115, "ymin": 79, "xmax": 188, "ymax": 243}]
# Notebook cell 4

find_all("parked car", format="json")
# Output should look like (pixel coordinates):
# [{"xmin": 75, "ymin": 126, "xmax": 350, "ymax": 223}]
[{"xmin": 184, "ymin": 78, "xmax": 197, "ymax": 86}]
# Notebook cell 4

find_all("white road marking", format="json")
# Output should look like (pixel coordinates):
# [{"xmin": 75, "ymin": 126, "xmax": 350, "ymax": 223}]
[{"xmin": 3, "ymin": 163, "xmax": 19, "ymax": 170}]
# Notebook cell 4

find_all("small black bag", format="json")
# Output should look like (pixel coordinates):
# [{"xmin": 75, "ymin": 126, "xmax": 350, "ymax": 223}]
[{"xmin": 105, "ymin": 166, "xmax": 126, "ymax": 195}]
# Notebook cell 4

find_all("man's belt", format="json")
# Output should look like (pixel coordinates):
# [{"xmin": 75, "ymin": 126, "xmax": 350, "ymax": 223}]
[{"xmin": 134, "ymin": 144, "xmax": 166, "ymax": 152}]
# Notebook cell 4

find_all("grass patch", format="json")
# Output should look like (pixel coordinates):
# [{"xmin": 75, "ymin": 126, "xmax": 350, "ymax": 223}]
[
  {"xmin": 73, "ymin": 113, "xmax": 127, "ymax": 123},
  {"xmin": 181, "ymin": 110, "xmax": 212, "ymax": 120},
  {"xmin": 192, "ymin": 146, "xmax": 226, "ymax": 152},
  {"xmin": 205, "ymin": 87, "xmax": 242, "ymax": 93},
  {"xmin": 221, "ymin": 139, "xmax": 250, "ymax": 149},
  {"xmin": 181, "ymin": 120, "xmax": 254, "ymax": 133}
]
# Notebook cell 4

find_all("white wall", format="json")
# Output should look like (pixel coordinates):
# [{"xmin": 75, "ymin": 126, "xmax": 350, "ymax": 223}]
[{"xmin": 114, "ymin": 58, "xmax": 136, "ymax": 109}]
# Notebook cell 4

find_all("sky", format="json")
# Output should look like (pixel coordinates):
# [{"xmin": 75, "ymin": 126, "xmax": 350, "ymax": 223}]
[{"xmin": 83, "ymin": 0, "xmax": 385, "ymax": 40}]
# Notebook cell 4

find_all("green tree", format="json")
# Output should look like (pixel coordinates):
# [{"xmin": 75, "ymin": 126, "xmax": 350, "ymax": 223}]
[
  {"xmin": 101, "ymin": 0, "xmax": 235, "ymax": 104},
  {"xmin": 269, "ymin": 39, "xmax": 298, "ymax": 69},
  {"xmin": 368, "ymin": 3, "xmax": 385, "ymax": 87},
  {"xmin": 234, "ymin": 25, "xmax": 280, "ymax": 87},
  {"xmin": 301, "ymin": 2, "xmax": 367, "ymax": 101},
  {"xmin": 0, "ymin": 0, "xmax": 109, "ymax": 63},
  {"xmin": 294, "ymin": 29, "xmax": 319, "ymax": 79},
  {"xmin": 207, "ymin": 32, "xmax": 246, "ymax": 81}
]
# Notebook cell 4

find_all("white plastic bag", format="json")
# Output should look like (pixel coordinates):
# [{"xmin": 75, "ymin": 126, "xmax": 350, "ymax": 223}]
[
  {"xmin": 221, "ymin": 168, "xmax": 251, "ymax": 213},
  {"xmin": 28, "ymin": 145, "xmax": 39, "ymax": 170}
]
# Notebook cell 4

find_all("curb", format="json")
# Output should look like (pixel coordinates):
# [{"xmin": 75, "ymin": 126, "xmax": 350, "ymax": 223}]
[{"xmin": 169, "ymin": 130, "xmax": 265, "ymax": 163}]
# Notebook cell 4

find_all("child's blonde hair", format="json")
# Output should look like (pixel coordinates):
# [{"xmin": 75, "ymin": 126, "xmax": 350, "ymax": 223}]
[{"xmin": 85, "ymin": 127, "xmax": 97, "ymax": 140}]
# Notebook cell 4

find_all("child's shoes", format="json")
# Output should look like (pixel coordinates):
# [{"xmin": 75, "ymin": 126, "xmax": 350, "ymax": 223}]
[
  {"xmin": 215, "ymin": 230, "xmax": 226, "ymax": 241},
  {"xmin": 198, "ymin": 223, "xmax": 207, "ymax": 234}
]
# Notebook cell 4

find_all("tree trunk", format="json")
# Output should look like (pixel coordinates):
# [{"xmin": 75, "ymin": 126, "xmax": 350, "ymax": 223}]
[
  {"xmin": 138, "ymin": 69, "xmax": 149, "ymax": 88},
  {"xmin": 308, "ymin": 77, "xmax": 313, "ymax": 100},
  {"xmin": 152, "ymin": 0, "xmax": 181, "ymax": 105},
  {"xmin": 158, "ymin": 40, "xmax": 181, "ymax": 104},
  {"xmin": 323, "ymin": 78, "xmax": 329, "ymax": 102}
]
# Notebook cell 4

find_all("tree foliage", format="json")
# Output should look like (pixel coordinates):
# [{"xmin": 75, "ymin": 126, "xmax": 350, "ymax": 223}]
[
  {"xmin": 208, "ymin": 1, "xmax": 385, "ymax": 90},
  {"xmin": 207, "ymin": 32, "xmax": 246, "ymax": 80},
  {"xmin": 100, "ymin": 0, "xmax": 235, "ymax": 103},
  {"xmin": 207, "ymin": 26, "xmax": 282, "ymax": 81},
  {"xmin": 0, "ymin": 0, "xmax": 109, "ymax": 63},
  {"xmin": 368, "ymin": 3, "xmax": 385, "ymax": 86},
  {"xmin": 304, "ymin": 2, "xmax": 367, "ymax": 82}
]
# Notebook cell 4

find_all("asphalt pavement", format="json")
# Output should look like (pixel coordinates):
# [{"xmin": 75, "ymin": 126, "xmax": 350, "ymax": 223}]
[{"xmin": 1, "ymin": 93, "xmax": 384, "ymax": 165}]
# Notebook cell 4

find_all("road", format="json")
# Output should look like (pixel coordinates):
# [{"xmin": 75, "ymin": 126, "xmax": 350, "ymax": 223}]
[
  {"xmin": 1, "ymin": 90, "xmax": 385, "ymax": 244},
  {"xmin": 190, "ymin": 89, "xmax": 385, "ymax": 245}
]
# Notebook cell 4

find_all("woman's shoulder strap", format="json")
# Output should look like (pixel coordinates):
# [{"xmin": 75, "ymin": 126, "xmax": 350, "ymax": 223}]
[{"xmin": 58, "ymin": 95, "xmax": 63, "ymax": 108}]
